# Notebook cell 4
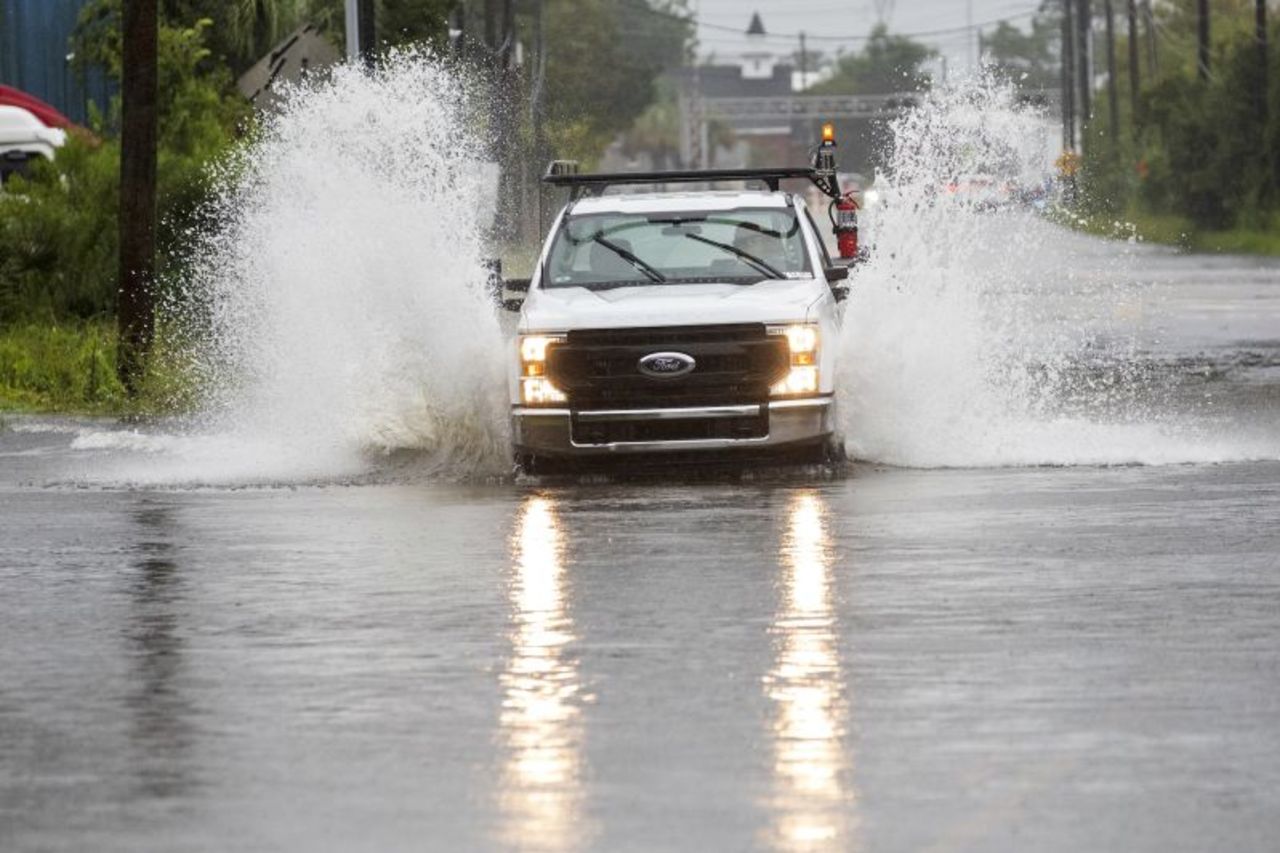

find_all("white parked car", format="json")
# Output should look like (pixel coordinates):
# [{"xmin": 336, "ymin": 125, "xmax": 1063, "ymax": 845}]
[
  {"xmin": 499, "ymin": 154, "xmax": 854, "ymax": 471},
  {"xmin": 0, "ymin": 105, "xmax": 65, "ymax": 185}
]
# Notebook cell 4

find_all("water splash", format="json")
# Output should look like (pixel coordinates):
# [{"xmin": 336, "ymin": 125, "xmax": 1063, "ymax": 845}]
[
  {"xmin": 839, "ymin": 76, "xmax": 1280, "ymax": 467},
  {"xmin": 58, "ymin": 68, "xmax": 1280, "ymax": 484},
  {"xmin": 96, "ymin": 53, "xmax": 511, "ymax": 485}
]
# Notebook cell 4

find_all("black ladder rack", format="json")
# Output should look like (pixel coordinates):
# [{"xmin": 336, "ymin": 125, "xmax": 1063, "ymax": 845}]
[{"xmin": 542, "ymin": 166, "xmax": 828, "ymax": 200}]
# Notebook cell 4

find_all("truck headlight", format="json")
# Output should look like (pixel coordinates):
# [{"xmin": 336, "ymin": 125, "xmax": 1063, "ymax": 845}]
[
  {"xmin": 768, "ymin": 324, "xmax": 820, "ymax": 397},
  {"xmin": 519, "ymin": 335, "xmax": 567, "ymax": 405}
]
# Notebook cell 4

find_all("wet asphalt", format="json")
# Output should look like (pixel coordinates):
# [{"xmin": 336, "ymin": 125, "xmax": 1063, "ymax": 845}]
[{"xmin": 3, "ymin": 244, "xmax": 1280, "ymax": 852}]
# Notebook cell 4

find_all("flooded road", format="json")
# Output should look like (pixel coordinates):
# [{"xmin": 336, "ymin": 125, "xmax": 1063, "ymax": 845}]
[
  {"xmin": 4, "ymin": 458, "xmax": 1280, "ymax": 852},
  {"xmin": 3, "ymin": 243, "xmax": 1280, "ymax": 852}
]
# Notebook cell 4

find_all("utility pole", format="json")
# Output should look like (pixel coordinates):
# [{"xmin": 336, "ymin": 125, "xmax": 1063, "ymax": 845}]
[
  {"xmin": 530, "ymin": 0, "xmax": 546, "ymax": 142},
  {"xmin": 344, "ymin": 0, "xmax": 375, "ymax": 65},
  {"xmin": 1063, "ymin": 0, "xmax": 1077, "ymax": 150},
  {"xmin": 1143, "ymin": 0, "xmax": 1158, "ymax": 77},
  {"xmin": 483, "ymin": 0, "xmax": 518, "ymax": 241},
  {"xmin": 484, "ymin": 0, "xmax": 499, "ymax": 54},
  {"xmin": 1127, "ymin": 0, "xmax": 1140, "ymax": 126},
  {"xmin": 117, "ymin": 0, "xmax": 158, "ymax": 396},
  {"xmin": 500, "ymin": 0, "xmax": 515, "ymax": 68},
  {"xmin": 1197, "ymin": 0, "xmax": 1210, "ymax": 82},
  {"xmin": 530, "ymin": 0, "xmax": 547, "ymax": 241},
  {"xmin": 1257, "ymin": 0, "xmax": 1267, "ymax": 120},
  {"xmin": 967, "ymin": 0, "xmax": 975, "ymax": 71},
  {"xmin": 799, "ymin": 31, "xmax": 808, "ymax": 90},
  {"xmin": 1104, "ymin": 0, "xmax": 1119, "ymax": 145},
  {"xmin": 1076, "ymin": 0, "xmax": 1092, "ymax": 128},
  {"xmin": 449, "ymin": 3, "xmax": 465, "ymax": 55}
]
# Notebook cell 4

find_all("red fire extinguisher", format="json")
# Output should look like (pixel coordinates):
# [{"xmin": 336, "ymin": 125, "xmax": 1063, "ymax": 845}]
[{"xmin": 833, "ymin": 192, "xmax": 860, "ymax": 260}]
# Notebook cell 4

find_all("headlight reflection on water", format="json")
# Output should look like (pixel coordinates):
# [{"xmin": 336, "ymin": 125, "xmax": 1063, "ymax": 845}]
[
  {"xmin": 497, "ymin": 495, "xmax": 587, "ymax": 851},
  {"xmin": 764, "ymin": 491, "xmax": 858, "ymax": 850}
]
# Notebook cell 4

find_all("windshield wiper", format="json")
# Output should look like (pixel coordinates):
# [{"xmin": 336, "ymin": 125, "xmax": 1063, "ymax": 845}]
[
  {"xmin": 590, "ymin": 234, "xmax": 666, "ymax": 283},
  {"xmin": 683, "ymin": 233, "xmax": 785, "ymax": 280}
]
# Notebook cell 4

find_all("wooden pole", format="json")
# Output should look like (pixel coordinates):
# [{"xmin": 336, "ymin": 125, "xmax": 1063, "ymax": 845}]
[
  {"xmin": 484, "ymin": 0, "xmax": 499, "ymax": 51},
  {"xmin": 357, "ymin": 0, "xmax": 375, "ymax": 65},
  {"xmin": 799, "ymin": 31, "xmax": 808, "ymax": 89},
  {"xmin": 1063, "ymin": 0, "xmax": 1076, "ymax": 150},
  {"xmin": 117, "ymin": 0, "xmax": 158, "ymax": 397},
  {"xmin": 1143, "ymin": 0, "xmax": 1159, "ymax": 78},
  {"xmin": 1127, "ymin": 0, "xmax": 1140, "ymax": 124},
  {"xmin": 1197, "ymin": 0, "xmax": 1210, "ymax": 82},
  {"xmin": 1104, "ymin": 0, "xmax": 1119, "ymax": 145},
  {"xmin": 1076, "ymin": 0, "xmax": 1092, "ymax": 126},
  {"xmin": 1257, "ymin": 0, "xmax": 1268, "ymax": 120}
]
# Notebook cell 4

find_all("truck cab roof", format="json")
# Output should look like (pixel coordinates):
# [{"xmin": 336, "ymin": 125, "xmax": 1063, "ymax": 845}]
[{"xmin": 568, "ymin": 190, "xmax": 793, "ymax": 216}]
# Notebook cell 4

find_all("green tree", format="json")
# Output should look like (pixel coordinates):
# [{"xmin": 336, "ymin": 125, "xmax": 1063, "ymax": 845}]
[
  {"xmin": 1137, "ymin": 31, "xmax": 1275, "ymax": 229},
  {"xmin": 0, "ymin": 2, "xmax": 247, "ymax": 326},
  {"xmin": 1150, "ymin": 0, "xmax": 1263, "ymax": 79},
  {"xmin": 164, "ymin": 0, "xmax": 306, "ymax": 72},
  {"xmin": 984, "ymin": 9, "xmax": 1061, "ymax": 89},
  {"xmin": 79, "ymin": 0, "xmax": 460, "ymax": 78},
  {"xmin": 540, "ymin": 0, "xmax": 693, "ymax": 162},
  {"xmin": 302, "ymin": 0, "xmax": 457, "ymax": 53},
  {"xmin": 809, "ymin": 24, "xmax": 934, "ymax": 95},
  {"xmin": 1069, "ymin": 0, "xmax": 1278, "ymax": 229}
]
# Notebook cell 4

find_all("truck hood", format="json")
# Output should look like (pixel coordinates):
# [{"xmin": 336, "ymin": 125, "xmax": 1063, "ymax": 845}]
[{"xmin": 520, "ymin": 279, "xmax": 825, "ymax": 332}]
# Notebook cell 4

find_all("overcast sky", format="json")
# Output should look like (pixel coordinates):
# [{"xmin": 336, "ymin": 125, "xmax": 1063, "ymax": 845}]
[{"xmin": 692, "ymin": 0, "xmax": 1045, "ymax": 80}]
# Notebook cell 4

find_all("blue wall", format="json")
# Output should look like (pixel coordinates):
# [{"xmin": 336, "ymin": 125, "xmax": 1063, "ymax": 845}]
[{"xmin": 1, "ymin": 0, "xmax": 112, "ymax": 125}]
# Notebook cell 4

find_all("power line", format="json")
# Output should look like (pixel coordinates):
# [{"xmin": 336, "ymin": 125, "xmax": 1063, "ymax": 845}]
[{"xmin": 661, "ymin": 6, "xmax": 1040, "ymax": 43}]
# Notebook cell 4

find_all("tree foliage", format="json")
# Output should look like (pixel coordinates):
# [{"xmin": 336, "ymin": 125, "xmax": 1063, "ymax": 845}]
[
  {"xmin": 1, "ymin": 4, "xmax": 246, "ymax": 324},
  {"xmin": 1, "ymin": 0, "xmax": 691, "ymax": 325},
  {"xmin": 539, "ymin": 0, "xmax": 693, "ymax": 162},
  {"xmin": 1076, "ymin": 0, "xmax": 1278, "ymax": 231},
  {"xmin": 983, "ymin": 10, "xmax": 1060, "ymax": 89},
  {"xmin": 1135, "ymin": 31, "xmax": 1276, "ymax": 228},
  {"xmin": 809, "ymin": 24, "xmax": 935, "ymax": 95},
  {"xmin": 302, "ymin": 0, "xmax": 457, "ymax": 54},
  {"xmin": 164, "ymin": 0, "xmax": 306, "ymax": 72}
]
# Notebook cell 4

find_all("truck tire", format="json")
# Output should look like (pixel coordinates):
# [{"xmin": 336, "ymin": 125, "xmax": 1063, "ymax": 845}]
[
  {"xmin": 514, "ymin": 452, "xmax": 540, "ymax": 476},
  {"xmin": 801, "ymin": 435, "xmax": 846, "ymax": 466}
]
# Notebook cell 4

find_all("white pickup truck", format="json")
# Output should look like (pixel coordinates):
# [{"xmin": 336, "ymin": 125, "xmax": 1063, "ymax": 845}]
[{"xmin": 499, "ymin": 143, "xmax": 854, "ymax": 471}]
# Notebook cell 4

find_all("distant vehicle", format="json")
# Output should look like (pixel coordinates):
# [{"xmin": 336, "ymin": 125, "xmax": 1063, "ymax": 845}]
[
  {"xmin": 943, "ymin": 173, "xmax": 1017, "ymax": 211},
  {"xmin": 496, "ymin": 129, "xmax": 858, "ymax": 471},
  {"xmin": 0, "ymin": 105, "xmax": 65, "ymax": 186}
]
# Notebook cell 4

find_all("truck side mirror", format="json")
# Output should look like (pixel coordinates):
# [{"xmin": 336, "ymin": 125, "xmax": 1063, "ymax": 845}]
[
  {"xmin": 824, "ymin": 267, "xmax": 850, "ymax": 302},
  {"xmin": 484, "ymin": 258, "xmax": 504, "ymax": 304},
  {"xmin": 502, "ymin": 278, "xmax": 530, "ymax": 313}
]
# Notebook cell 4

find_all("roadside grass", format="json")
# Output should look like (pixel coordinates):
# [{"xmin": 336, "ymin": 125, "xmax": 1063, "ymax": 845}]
[
  {"xmin": 1055, "ymin": 207, "xmax": 1280, "ymax": 257},
  {"xmin": 0, "ymin": 320, "xmax": 199, "ymax": 415},
  {"xmin": 0, "ymin": 321, "xmax": 124, "ymax": 413}
]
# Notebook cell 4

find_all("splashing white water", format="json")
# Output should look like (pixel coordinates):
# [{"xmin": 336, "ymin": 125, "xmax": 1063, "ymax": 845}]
[
  {"xmin": 62, "ymin": 68, "xmax": 1279, "ymax": 484},
  {"xmin": 93, "ymin": 53, "xmax": 511, "ymax": 484},
  {"xmin": 839, "ymin": 77, "xmax": 1280, "ymax": 467}
]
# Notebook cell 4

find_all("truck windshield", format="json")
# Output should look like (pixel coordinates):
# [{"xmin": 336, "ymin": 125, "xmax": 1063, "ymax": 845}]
[{"xmin": 544, "ymin": 207, "xmax": 812, "ymax": 289}]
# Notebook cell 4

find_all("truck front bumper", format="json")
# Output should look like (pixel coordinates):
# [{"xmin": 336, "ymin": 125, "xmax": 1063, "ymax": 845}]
[{"xmin": 512, "ymin": 397, "xmax": 834, "ymax": 457}]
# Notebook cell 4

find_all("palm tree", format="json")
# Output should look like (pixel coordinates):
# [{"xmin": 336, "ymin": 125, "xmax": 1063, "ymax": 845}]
[{"xmin": 163, "ymin": 0, "xmax": 310, "ymax": 71}]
